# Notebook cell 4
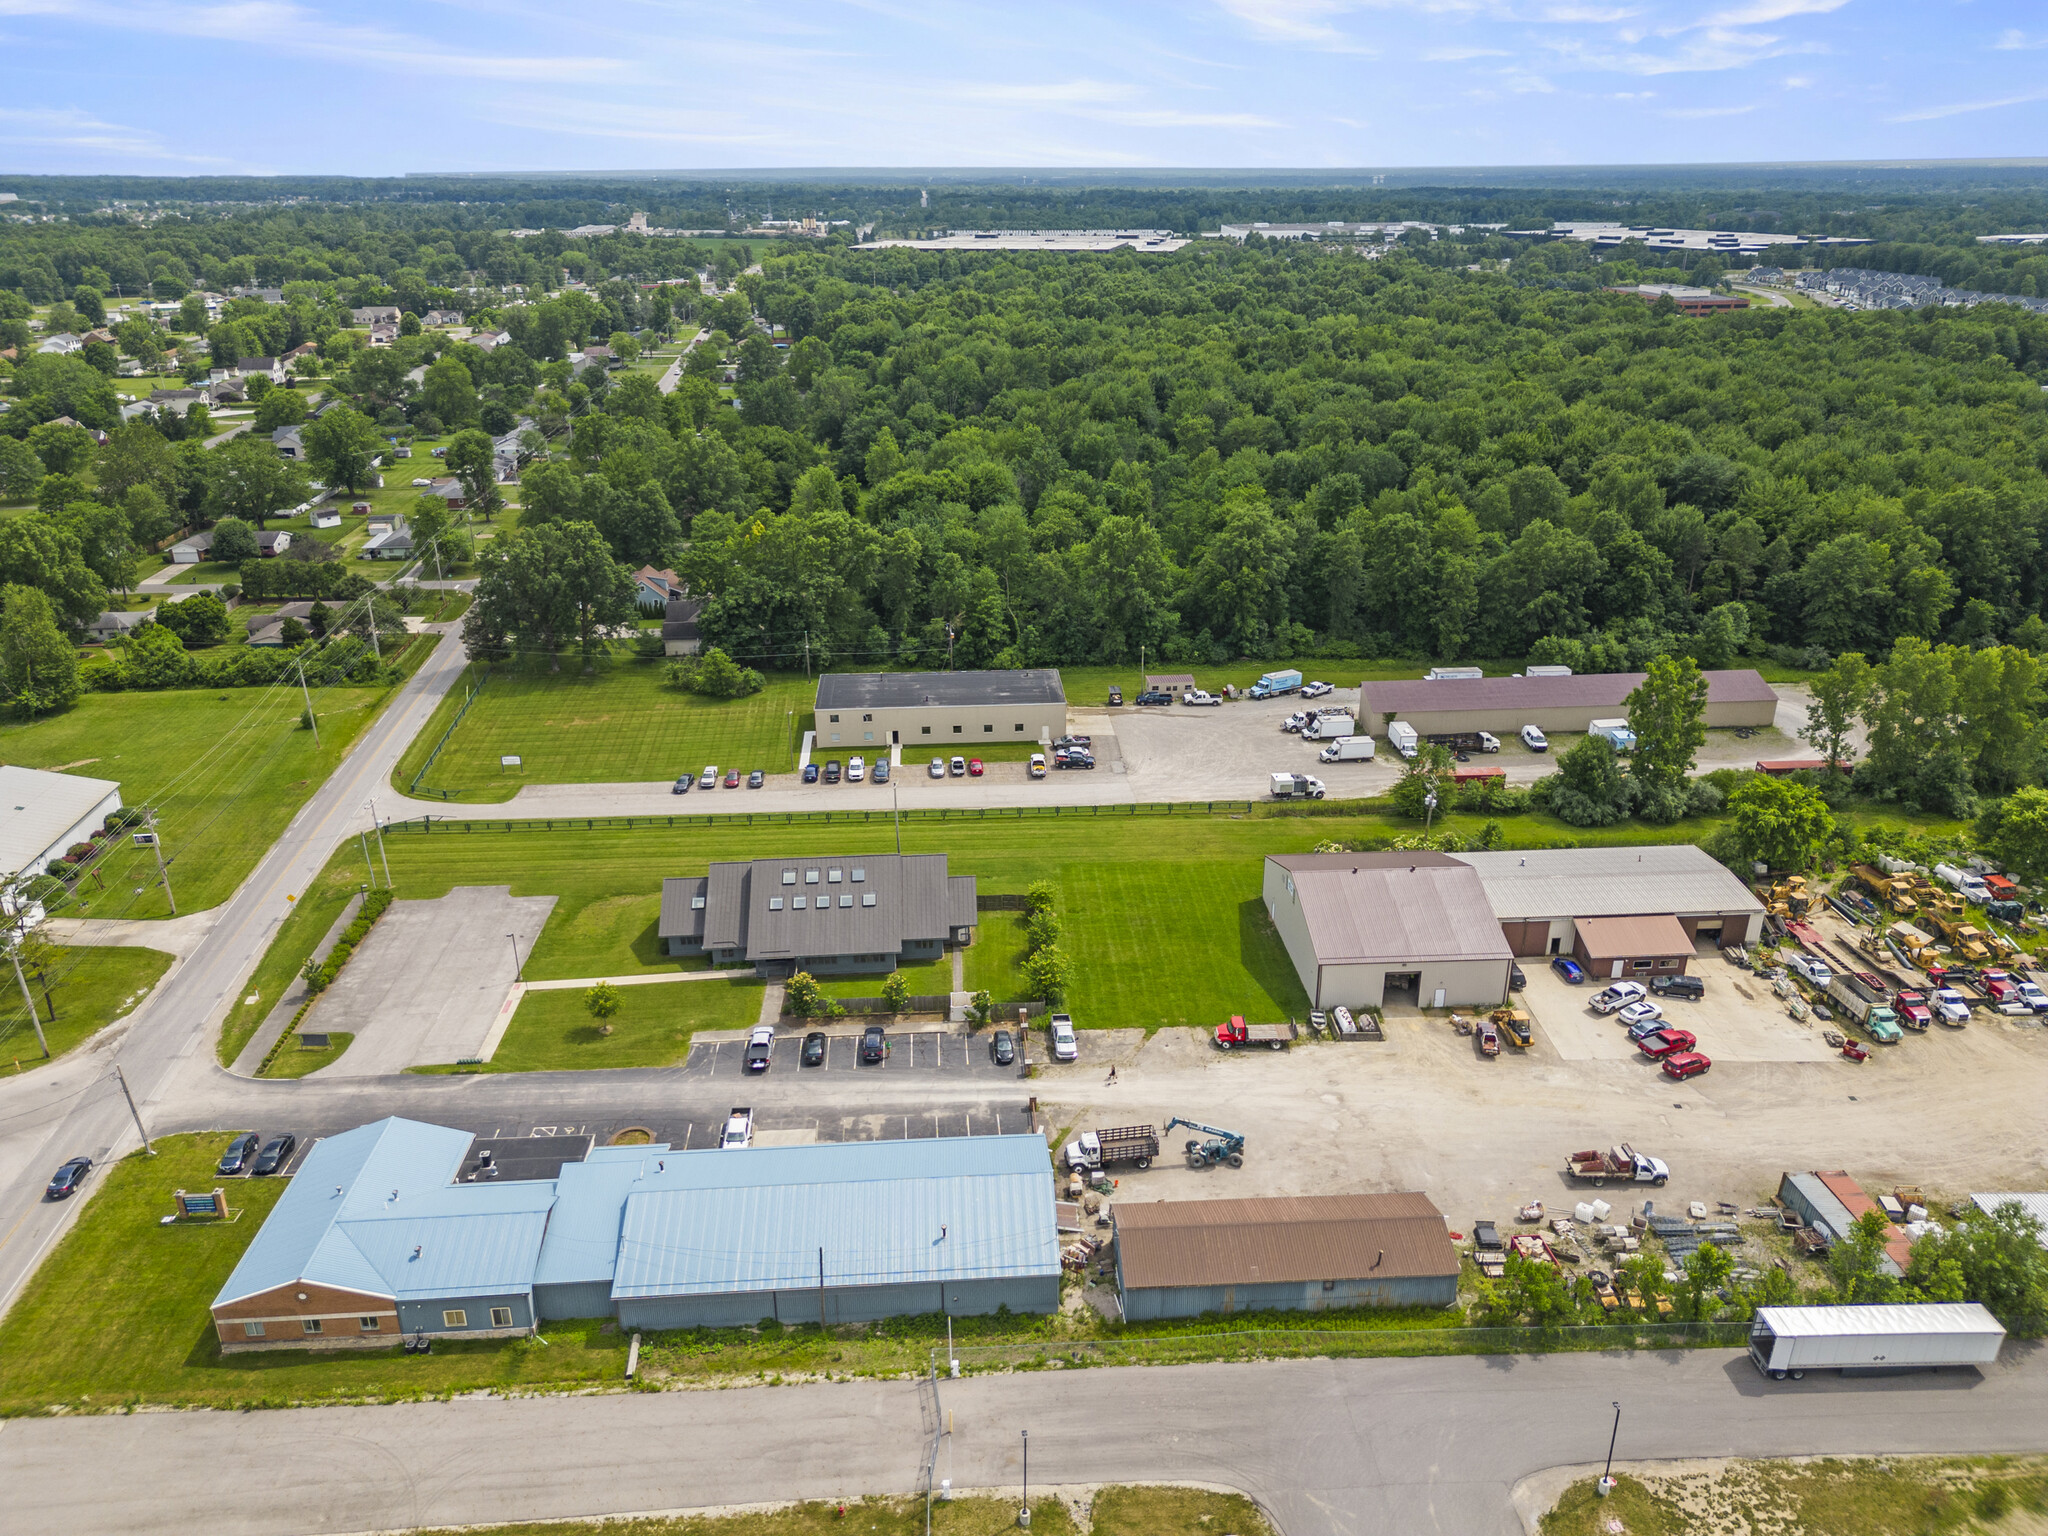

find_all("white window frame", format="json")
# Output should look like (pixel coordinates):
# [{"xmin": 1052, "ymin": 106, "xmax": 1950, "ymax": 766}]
[
  {"xmin": 443, "ymin": 1309, "xmax": 468, "ymax": 1328},
  {"xmin": 489, "ymin": 1306, "xmax": 513, "ymax": 1328}
]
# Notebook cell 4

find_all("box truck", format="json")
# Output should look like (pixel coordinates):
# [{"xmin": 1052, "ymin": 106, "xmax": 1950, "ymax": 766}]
[
  {"xmin": 1748, "ymin": 1302, "xmax": 2005, "ymax": 1381},
  {"xmin": 1319, "ymin": 736, "xmax": 1375, "ymax": 763},
  {"xmin": 1589, "ymin": 719, "xmax": 1637, "ymax": 750},
  {"xmin": 1248, "ymin": 668, "xmax": 1303, "ymax": 700},
  {"xmin": 1303, "ymin": 711, "xmax": 1356, "ymax": 741},
  {"xmin": 1269, "ymin": 772, "xmax": 1326, "ymax": 800},
  {"xmin": 1386, "ymin": 721, "xmax": 1419, "ymax": 759}
]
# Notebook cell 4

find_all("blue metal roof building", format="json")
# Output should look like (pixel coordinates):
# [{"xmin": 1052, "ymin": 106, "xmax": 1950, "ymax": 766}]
[{"xmin": 213, "ymin": 1119, "xmax": 1059, "ymax": 1348}]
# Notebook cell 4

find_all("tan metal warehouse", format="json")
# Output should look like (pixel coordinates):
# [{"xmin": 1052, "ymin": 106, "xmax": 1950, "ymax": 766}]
[
  {"xmin": 1358, "ymin": 669, "xmax": 1778, "ymax": 736},
  {"xmin": 814, "ymin": 670, "xmax": 1067, "ymax": 750},
  {"xmin": 1451, "ymin": 845, "xmax": 1767, "ymax": 959},
  {"xmin": 1573, "ymin": 913, "xmax": 1695, "ymax": 981},
  {"xmin": 1263, "ymin": 852, "xmax": 1514, "ymax": 1012}
]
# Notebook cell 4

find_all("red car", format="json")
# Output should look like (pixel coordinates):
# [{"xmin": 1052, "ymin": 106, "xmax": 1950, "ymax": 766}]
[
  {"xmin": 1661, "ymin": 1050, "xmax": 1712, "ymax": 1080},
  {"xmin": 722, "ymin": 768, "xmax": 741, "ymax": 788},
  {"xmin": 1637, "ymin": 1028, "xmax": 1697, "ymax": 1059},
  {"xmin": 967, "ymin": 758, "xmax": 984, "ymax": 776}
]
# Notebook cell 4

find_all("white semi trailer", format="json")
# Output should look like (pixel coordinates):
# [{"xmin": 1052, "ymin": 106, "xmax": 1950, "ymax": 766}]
[{"xmin": 1748, "ymin": 1302, "xmax": 2005, "ymax": 1381}]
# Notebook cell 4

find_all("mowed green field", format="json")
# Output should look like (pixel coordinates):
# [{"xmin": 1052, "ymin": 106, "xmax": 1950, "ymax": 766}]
[
  {"xmin": 0, "ymin": 944, "xmax": 173, "ymax": 1073},
  {"xmin": 311, "ymin": 812, "xmax": 1320, "ymax": 1027},
  {"xmin": 400, "ymin": 657, "xmax": 815, "ymax": 799},
  {"xmin": 0, "ymin": 684, "xmax": 395, "ymax": 920}
]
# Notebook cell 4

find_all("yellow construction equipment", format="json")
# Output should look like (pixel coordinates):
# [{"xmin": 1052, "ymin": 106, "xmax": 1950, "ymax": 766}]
[{"xmin": 1928, "ymin": 911, "xmax": 1993, "ymax": 964}]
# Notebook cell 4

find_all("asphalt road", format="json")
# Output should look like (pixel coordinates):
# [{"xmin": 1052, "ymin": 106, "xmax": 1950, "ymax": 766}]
[
  {"xmin": 6, "ymin": 1346, "xmax": 2046, "ymax": 1536},
  {"xmin": 0, "ymin": 619, "xmax": 472, "ymax": 1317}
]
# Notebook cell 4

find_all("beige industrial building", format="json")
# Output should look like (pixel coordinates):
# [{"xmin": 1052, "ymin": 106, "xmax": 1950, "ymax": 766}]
[
  {"xmin": 1263, "ymin": 852, "xmax": 1514, "ymax": 1012},
  {"xmin": 1451, "ymin": 845, "xmax": 1767, "ymax": 960},
  {"xmin": 1358, "ymin": 669, "xmax": 1778, "ymax": 736},
  {"xmin": 814, "ymin": 670, "xmax": 1067, "ymax": 750}
]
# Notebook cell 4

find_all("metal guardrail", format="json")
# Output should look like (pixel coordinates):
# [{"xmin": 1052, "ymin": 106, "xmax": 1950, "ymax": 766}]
[{"xmin": 386, "ymin": 799, "xmax": 1258, "ymax": 831}]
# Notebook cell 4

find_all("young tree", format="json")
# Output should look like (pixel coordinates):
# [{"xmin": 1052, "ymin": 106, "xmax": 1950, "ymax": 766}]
[
  {"xmin": 1625, "ymin": 654, "xmax": 1709, "ymax": 802},
  {"xmin": 1726, "ymin": 775, "xmax": 1836, "ymax": 872},
  {"xmin": 584, "ymin": 981, "xmax": 622, "ymax": 1024},
  {"xmin": 1023, "ymin": 944, "xmax": 1068, "ymax": 1004},
  {"xmin": 0, "ymin": 585, "xmax": 80, "ymax": 718},
  {"xmin": 1390, "ymin": 742, "xmax": 1455, "ymax": 821},
  {"xmin": 302, "ymin": 402, "xmax": 380, "ymax": 493},
  {"xmin": 881, "ymin": 971, "xmax": 911, "ymax": 1015},
  {"xmin": 785, "ymin": 971, "xmax": 824, "ymax": 1018},
  {"xmin": 1829, "ymin": 1208, "xmax": 1903, "ymax": 1305},
  {"xmin": 1802, "ymin": 651, "xmax": 1870, "ymax": 771}
]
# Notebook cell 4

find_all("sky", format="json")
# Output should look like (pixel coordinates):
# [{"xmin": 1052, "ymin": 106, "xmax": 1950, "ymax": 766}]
[{"xmin": 3, "ymin": 0, "xmax": 2046, "ymax": 175}]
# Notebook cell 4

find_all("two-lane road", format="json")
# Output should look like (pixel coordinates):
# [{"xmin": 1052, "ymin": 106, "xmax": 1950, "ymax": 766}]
[
  {"xmin": 6, "ymin": 1348, "xmax": 2047, "ymax": 1536},
  {"xmin": 0, "ymin": 622, "xmax": 472, "ymax": 1316}
]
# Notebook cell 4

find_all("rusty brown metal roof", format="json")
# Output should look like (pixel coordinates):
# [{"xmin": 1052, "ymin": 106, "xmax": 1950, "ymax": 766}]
[
  {"xmin": 1113, "ymin": 1194, "xmax": 1456, "ymax": 1289},
  {"xmin": 1572, "ymin": 913, "xmax": 1692, "ymax": 960}
]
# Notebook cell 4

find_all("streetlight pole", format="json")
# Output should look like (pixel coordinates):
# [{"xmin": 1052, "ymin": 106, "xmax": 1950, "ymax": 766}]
[
  {"xmin": 507, "ymin": 932, "xmax": 524, "ymax": 982},
  {"xmin": 366, "ymin": 800, "xmax": 392, "ymax": 889},
  {"xmin": 1599, "ymin": 1401, "xmax": 1621, "ymax": 1497},
  {"xmin": 1019, "ymin": 1429, "xmax": 1029, "ymax": 1528},
  {"xmin": 141, "ymin": 811, "xmax": 176, "ymax": 916}
]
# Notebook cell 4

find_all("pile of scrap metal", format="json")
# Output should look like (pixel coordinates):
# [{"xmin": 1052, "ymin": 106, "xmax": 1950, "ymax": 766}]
[{"xmin": 1062, "ymin": 1234, "xmax": 1105, "ymax": 1271}]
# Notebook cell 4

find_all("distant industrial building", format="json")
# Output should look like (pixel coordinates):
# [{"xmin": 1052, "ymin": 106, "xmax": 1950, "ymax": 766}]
[
  {"xmin": 212, "ymin": 1118, "xmax": 1059, "ymax": 1349},
  {"xmin": 814, "ymin": 669, "xmax": 1066, "ymax": 748},
  {"xmin": 1607, "ymin": 284, "xmax": 1750, "ymax": 315},
  {"xmin": 1504, "ymin": 223, "xmax": 1872, "ymax": 255},
  {"xmin": 1263, "ymin": 845, "xmax": 1765, "ymax": 1007},
  {"xmin": 1113, "ymin": 1193, "xmax": 1460, "ymax": 1320},
  {"xmin": 659, "ymin": 853, "xmax": 976, "ymax": 976},
  {"xmin": 0, "ymin": 764, "xmax": 123, "ymax": 885},
  {"xmin": 1357, "ymin": 669, "xmax": 1778, "ymax": 737},
  {"xmin": 869, "ymin": 230, "xmax": 1186, "ymax": 253}
]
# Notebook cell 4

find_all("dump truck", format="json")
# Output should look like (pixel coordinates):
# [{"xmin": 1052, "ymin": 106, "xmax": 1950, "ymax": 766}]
[
  {"xmin": 1248, "ymin": 668, "xmax": 1303, "ymax": 700},
  {"xmin": 1215, "ymin": 1015, "xmax": 1297, "ymax": 1051},
  {"xmin": 1565, "ymin": 1144, "xmax": 1669, "ymax": 1186},
  {"xmin": 1063, "ymin": 1124, "xmax": 1159, "ymax": 1172},
  {"xmin": 1889, "ymin": 922, "xmax": 1938, "ymax": 966},
  {"xmin": 1269, "ymin": 772, "xmax": 1326, "ymax": 801},
  {"xmin": 1749, "ymin": 1302, "xmax": 2005, "ymax": 1381},
  {"xmin": 1855, "ymin": 863, "xmax": 1919, "ymax": 913},
  {"xmin": 1826, "ymin": 976, "xmax": 1903, "ymax": 1043},
  {"xmin": 1929, "ymin": 912, "xmax": 1994, "ymax": 965},
  {"xmin": 1318, "ymin": 735, "xmax": 1375, "ymax": 763}
]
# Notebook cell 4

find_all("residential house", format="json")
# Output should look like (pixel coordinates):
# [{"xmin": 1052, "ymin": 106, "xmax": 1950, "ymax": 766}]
[
  {"xmin": 283, "ymin": 341, "xmax": 321, "ymax": 363},
  {"xmin": 632, "ymin": 565, "xmax": 682, "ymax": 614},
  {"xmin": 468, "ymin": 330, "xmax": 511, "ymax": 352},
  {"xmin": 579, "ymin": 345, "xmax": 619, "ymax": 370},
  {"xmin": 145, "ymin": 388, "xmax": 205, "ymax": 416},
  {"xmin": 203, "ymin": 379, "xmax": 246, "ymax": 407},
  {"xmin": 81, "ymin": 328, "xmax": 117, "ymax": 346},
  {"xmin": 236, "ymin": 356, "xmax": 286, "ymax": 383},
  {"xmin": 272, "ymin": 426, "xmax": 306, "ymax": 459},
  {"xmin": 662, "ymin": 595, "xmax": 704, "ymax": 656},
  {"xmin": 428, "ymin": 476, "xmax": 466, "ymax": 508},
  {"xmin": 403, "ymin": 363, "xmax": 428, "ymax": 387},
  {"xmin": 367, "ymin": 323, "xmax": 399, "ymax": 348},
  {"xmin": 169, "ymin": 531, "xmax": 214, "ymax": 564},
  {"xmin": 363, "ymin": 520, "xmax": 415, "ymax": 561},
  {"xmin": 351, "ymin": 306, "xmax": 402, "ymax": 325},
  {"xmin": 37, "ymin": 333, "xmax": 82, "ymax": 354},
  {"xmin": 245, "ymin": 602, "xmax": 315, "ymax": 646},
  {"xmin": 256, "ymin": 529, "xmax": 293, "ymax": 557},
  {"xmin": 423, "ymin": 309, "xmax": 463, "ymax": 326},
  {"xmin": 86, "ymin": 610, "xmax": 150, "ymax": 642}
]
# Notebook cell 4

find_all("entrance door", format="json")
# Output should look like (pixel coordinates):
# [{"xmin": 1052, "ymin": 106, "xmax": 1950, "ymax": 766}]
[
  {"xmin": 1611, "ymin": 959, "xmax": 1625, "ymax": 979},
  {"xmin": 891, "ymin": 730, "xmax": 899, "ymax": 744},
  {"xmin": 1548, "ymin": 937, "xmax": 1561, "ymax": 955}
]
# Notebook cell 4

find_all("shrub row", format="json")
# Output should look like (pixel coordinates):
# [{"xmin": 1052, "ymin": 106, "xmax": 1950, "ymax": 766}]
[{"xmin": 80, "ymin": 639, "xmax": 393, "ymax": 693}]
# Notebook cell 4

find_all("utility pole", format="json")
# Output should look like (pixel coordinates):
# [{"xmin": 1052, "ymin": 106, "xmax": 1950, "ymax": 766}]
[
  {"xmin": 359, "ymin": 830, "xmax": 377, "ymax": 886},
  {"xmin": 893, "ymin": 784, "xmax": 902, "ymax": 856},
  {"xmin": 139, "ymin": 811, "xmax": 175, "ymax": 915},
  {"xmin": 113, "ymin": 1064, "xmax": 153, "ymax": 1155},
  {"xmin": 366, "ymin": 800, "xmax": 392, "ymax": 888},
  {"xmin": 295, "ymin": 651, "xmax": 320, "ymax": 746},
  {"xmin": 8, "ymin": 940, "xmax": 48, "ymax": 1057}
]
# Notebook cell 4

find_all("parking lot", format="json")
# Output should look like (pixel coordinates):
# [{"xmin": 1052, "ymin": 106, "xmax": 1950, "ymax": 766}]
[
  {"xmin": 1518, "ymin": 950, "xmax": 1839, "ymax": 1064},
  {"xmin": 678, "ymin": 1024, "xmax": 1033, "ymax": 1081}
]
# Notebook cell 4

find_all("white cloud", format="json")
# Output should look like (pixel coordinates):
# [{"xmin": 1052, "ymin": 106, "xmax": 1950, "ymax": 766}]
[
  {"xmin": 1423, "ymin": 44, "xmax": 1511, "ymax": 59},
  {"xmin": 1697, "ymin": 0, "xmax": 1847, "ymax": 24},
  {"xmin": 1994, "ymin": 28, "xmax": 2048, "ymax": 51},
  {"xmin": 1782, "ymin": 73, "xmax": 1812, "ymax": 86},
  {"xmin": 1890, "ymin": 88, "xmax": 2048, "ymax": 123},
  {"xmin": 1664, "ymin": 101, "xmax": 1757, "ymax": 116},
  {"xmin": 1536, "ymin": 3, "xmax": 1638, "ymax": 19},
  {"xmin": 0, "ymin": 104, "xmax": 241, "ymax": 165},
  {"xmin": 1206, "ymin": 0, "xmax": 1380, "ymax": 51},
  {"xmin": 1545, "ymin": 23, "xmax": 1819, "ymax": 75}
]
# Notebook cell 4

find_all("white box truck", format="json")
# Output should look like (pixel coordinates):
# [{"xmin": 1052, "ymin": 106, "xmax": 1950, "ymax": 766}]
[
  {"xmin": 1319, "ymin": 736, "xmax": 1375, "ymax": 763},
  {"xmin": 1248, "ymin": 668, "xmax": 1303, "ymax": 700},
  {"xmin": 1386, "ymin": 721, "xmax": 1419, "ymax": 759},
  {"xmin": 1588, "ymin": 718, "xmax": 1637, "ymax": 750},
  {"xmin": 1748, "ymin": 1302, "xmax": 2005, "ymax": 1381},
  {"xmin": 1269, "ymin": 772, "xmax": 1326, "ymax": 800},
  {"xmin": 1303, "ymin": 711, "xmax": 1355, "ymax": 741}
]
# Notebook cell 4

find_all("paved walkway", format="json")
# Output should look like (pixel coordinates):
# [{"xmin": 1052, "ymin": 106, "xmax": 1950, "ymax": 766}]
[
  {"xmin": 520, "ymin": 970, "xmax": 730, "ymax": 992},
  {"xmin": 45, "ymin": 908, "xmax": 222, "ymax": 961}
]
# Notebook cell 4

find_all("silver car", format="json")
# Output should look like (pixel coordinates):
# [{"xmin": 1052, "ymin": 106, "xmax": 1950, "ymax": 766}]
[{"xmin": 929, "ymin": 757, "xmax": 946, "ymax": 778}]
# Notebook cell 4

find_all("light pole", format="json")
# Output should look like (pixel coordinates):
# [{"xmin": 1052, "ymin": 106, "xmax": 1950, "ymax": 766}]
[
  {"xmin": 7, "ymin": 937, "xmax": 47, "ymax": 1057},
  {"xmin": 295, "ymin": 651, "xmax": 319, "ymax": 746},
  {"xmin": 1598, "ymin": 1400, "xmax": 1621, "ymax": 1497},
  {"xmin": 507, "ymin": 931, "xmax": 524, "ymax": 982},
  {"xmin": 1019, "ymin": 1428, "xmax": 1029, "ymax": 1528},
  {"xmin": 365, "ymin": 799, "xmax": 392, "ymax": 888}
]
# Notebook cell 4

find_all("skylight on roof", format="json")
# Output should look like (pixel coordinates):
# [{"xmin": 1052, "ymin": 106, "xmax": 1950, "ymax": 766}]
[
  {"xmin": 690, "ymin": 895, "xmax": 705, "ymax": 909},
  {"xmin": 862, "ymin": 892, "xmax": 876, "ymax": 907},
  {"xmin": 839, "ymin": 894, "xmax": 852, "ymax": 907},
  {"xmin": 805, "ymin": 870, "xmax": 819, "ymax": 884},
  {"xmin": 828, "ymin": 868, "xmax": 841, "ymax": 882},
  {"xmin": 852, "ymin": 867, "xmax": 865, "ymax": 882},
  {"xmin": 781, "ymin": 870, "xmax": 796, "ymax": 886},
  {"xmin": 792, "ymin": 897, "xmax": 806, "ymax": 910},
  {"xmin": 768, "ymin": 897, "xmax": 783, "ymax": 910}
]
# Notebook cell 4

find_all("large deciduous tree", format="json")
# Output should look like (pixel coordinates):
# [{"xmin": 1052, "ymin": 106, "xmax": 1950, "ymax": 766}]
[
  {"xmin": 0, "ymin": 585, "xmax": 81, "ymax": 718},
  {"xmin": 1726, "ymin": 775, "xmax": 1835, "ymax": 873},
  {"xmin": 1625, "ymin": 654, "xmax": 1709, "ymax": 822},
  {"xmin": 209, "ymin": 434, "xmax": 308, "ymax": 530},
  {"xmin": 301, "ymin": 403, "xmax": 380, "ymax": 493}
]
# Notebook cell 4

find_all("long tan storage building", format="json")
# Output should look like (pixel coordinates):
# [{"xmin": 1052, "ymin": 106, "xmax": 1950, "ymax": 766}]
[
  {"xmin": 1451, "ymin": 845, "xmax": 1767, "ymax": 960},
  {"xmin": 1358, "ymin": 668, "xmax": 1778, "ymax": 736},
  {"xmin": 814, "ymin": 670, "xmax": 1066, "ymax": 750}
]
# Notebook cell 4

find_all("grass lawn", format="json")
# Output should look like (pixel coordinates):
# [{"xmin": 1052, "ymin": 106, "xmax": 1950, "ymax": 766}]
[
  {"xmin": 397, "ymin": 655, "xmax": 815, "ymax": 800},
  {"xmin": 1539, "ymin": 1458, "xmax": 2048, "ymax": 1536},
  {"xmin": 400, "ymin": 1488, "xmax": 1270, "ymax": 1536},
  {"xmin": 453, "ymin": 976, "xmax": 765, "ymax": 1072},
  {"xmin": 0, "ymin": 1135, "xmax": 630, "ymax": 1414},
  {"xmin": 965, "ymin": 911, "xmax": 1031, "ymax": 1000},
  {"xmin": 160, "ymin": 559, "xmax": 246, "ymax": 585},
  {"xmin": 815, "ymin": 956, "xmax": 950, "ymax": 1000},
  {"xmin": 0, "ymin": 945, "xmax": 173, "ymax": 1074},
  {"xmin": 260, "ymin": 1030, "xmax": 353, "ymax": 1078},
  {"xmin": 0, "ymin": 685, "xmax": 395, "ymax": 922}
]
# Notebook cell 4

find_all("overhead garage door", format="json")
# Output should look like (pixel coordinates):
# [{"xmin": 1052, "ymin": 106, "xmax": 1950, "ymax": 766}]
[{"xmin": 1500, "ymin": 921, "xmax": 1550, "ymax": 957}]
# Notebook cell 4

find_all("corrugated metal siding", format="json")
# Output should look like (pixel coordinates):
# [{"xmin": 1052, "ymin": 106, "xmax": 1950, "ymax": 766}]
[
  {"xmin": 1265, "ymin": 854, "xmax": 1511, "ymax": 966},
  {"xmin": 1454, "ymin": 846, "xmax": 1766, "ymax": 924},
  {"xmin": 816, "ymin": 670, "xmax": 1066, "ymax": 711},
  {"xmin": 1121, "ymin": 1274, "xmax": 1456, "ymax": 1321},
  {"xmin": 534, "ymin": 1280, "xmax": 615, "ymax": 1321},
  {"xmin": 397, "ymin": 1292, "xmax": 531, "ymax": 1332},
  {"xmin": 618, "ymin": 1275, "xmax": 1056, "ymax": 1330},
  {"xmin": 1113, "ymin": 1193, "xmax": 1458, "ymax": 1289},
  {"xmin": 1361, "ymin": 669, "xmax": 1775, "ymax": 731}
]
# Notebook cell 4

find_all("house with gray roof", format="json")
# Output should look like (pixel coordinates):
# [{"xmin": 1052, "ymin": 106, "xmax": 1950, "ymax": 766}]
[
  {"xmin": 271, "ymin": 425, "xmax": 305, "ymax": 459},
  {"xmin": 86, "ymin": 610, "xmax": 150, "ymax": 642},
  {"xmin": 658, "ymin": 853, "xmax": 976, "ymax": 977}
]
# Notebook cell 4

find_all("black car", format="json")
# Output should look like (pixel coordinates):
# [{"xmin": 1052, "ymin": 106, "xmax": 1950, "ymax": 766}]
[
  {"xmin": 802, "ymin": 1030, "xmax": 827, "ymax": 1067},
  {"xmin": 1054, "ymin": 752, "xmax": 1095, "ymax": 771},
  {"xmin": 1651, "ymin": 973, "xmax": 1706, "ymax": 1000},
  {"xmin": 802, "ymin": 763, "xmax": 820, "ymax": 783},
  {"xmin": 252, "ymin": 1134, "xmax": 297, "ymax": 1175},
  {"xmin": 218, "ymin": 1132, "xmax": 261, "ymax": 1175},
  {"xmin": 872, "ymin": 761, "xmax": 890, "ymax": 784},
  {"xmin": 824, "ymin": 760, "xmax": 842, "ymax": 784},
  {"xmin": 45, "ymin": 1156, "xmax": 91, "ymax": 1199},
  {"xmin": 671, "ymin": 775, "xmax": 691, "ymax": 795},
  {"xmin": 859, "ymin": 1024, "xmax": 887, "ymax": 1063},
  {"xmin": 989, "ymin": 1029, "xmax": 1015, "ymax": 1066},
  {"xmin": 1135, "ymin": 690, "xmax": 1173, "ymax": 706},
  {"xmin": 1509, "ymin": 964, "xmax": 1526, "ymax": 991},
  {"xmin": 747, "ymin": 769, "xmax": 765, "ymax": 788}
]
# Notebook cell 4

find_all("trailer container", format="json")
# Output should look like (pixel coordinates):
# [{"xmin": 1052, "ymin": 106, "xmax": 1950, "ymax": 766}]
[{"xmin": 1748, "ymin": 1302, "xmax": 2005, "ymax": 1380}]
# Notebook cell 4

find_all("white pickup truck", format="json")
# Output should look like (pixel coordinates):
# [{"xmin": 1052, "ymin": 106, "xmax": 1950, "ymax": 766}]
[
  {"xmin": 721, "ymin": 1107, "xmax": 753, "ymax": 1149},
  {"xmin": 1182, "ymin": 689, "xmax": 1222, "ymax": 707},
  {"xmin": 1049, "ymin": 1013, "xmax": 1079, "ymax": 1060}
]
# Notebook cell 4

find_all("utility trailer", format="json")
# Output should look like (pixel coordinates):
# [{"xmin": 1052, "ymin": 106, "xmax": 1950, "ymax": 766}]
[{"xmin": 1749, "ymin": 1302, "xmax": 2005, "ymax": 1381}]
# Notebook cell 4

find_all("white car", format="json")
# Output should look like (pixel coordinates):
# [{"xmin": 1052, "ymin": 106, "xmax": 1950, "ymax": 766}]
[
  {"xmin": 1592, "ymin": 981, "xmax": 1648, "ymax": 1014},
  {"xmin": 929, "ymin": 757, "xmax": 946, "ymax": 778},
  {"xmin": 720, "ymin": 1107, "xmax": 753, "ymax": 1149},
  {"xmin": 1049, "ymin": 1013, "xmax": 1079, "ymax": 1061},
  {"xmin": 1932, "ymin": 987, "xmax": 1972, "ymax": 1023},
  {"xmin": 1301, "ymin": 681, "xmax": 1333, "ymax": 698},
  {"xmin": 847, "ymin": 756, "xmax": 865, "ymax": 782},
  {"xmin": 1182, "ymin": 690, "xmax": 1222, "ymax": 706},
  {"xmin": 1616, "ymin": 1000, "xmax": 1664, "ymax": 1029},
  {"xmin": 411, "ymin": 477, "xmax": 433, "ymax": 487},
  {"xmin": 1520, "ymin": 725, "xmax": 1549, "ymax": 752}
]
